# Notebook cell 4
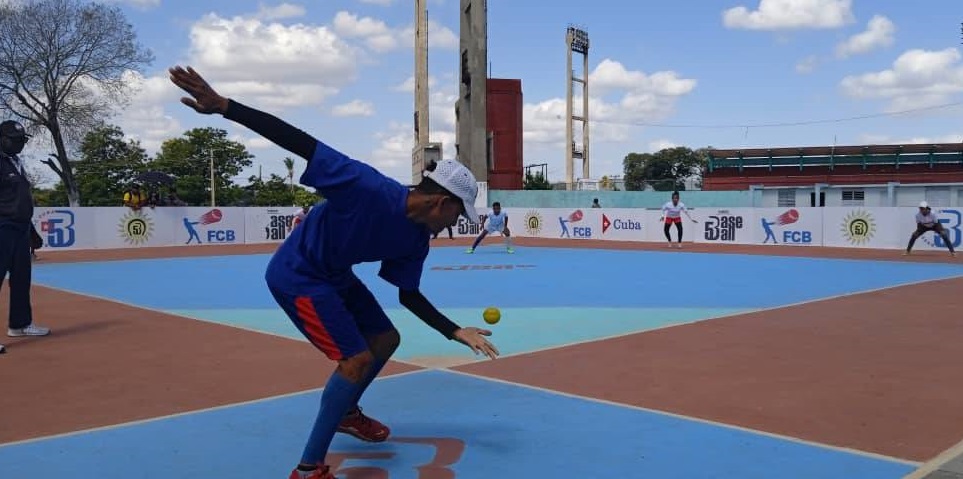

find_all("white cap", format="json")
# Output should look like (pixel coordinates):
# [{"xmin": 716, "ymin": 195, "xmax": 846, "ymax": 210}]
[
  {"xmin": 424, "ymin": 159, "xmax": 480, "ymax": 223},
  {"xmin": 919, "ymin": 201, "xmax": 929, "ymax": 208}
]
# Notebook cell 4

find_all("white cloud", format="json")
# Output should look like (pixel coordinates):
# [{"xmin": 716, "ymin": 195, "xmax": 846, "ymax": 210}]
[
  {"xmin": 333, "ymin": 11, "xmax": 458, "ymax": 53},
  {"xmin": 105, "ymin": 70, "xmax": 183, "ymax": 153},
  {"xmin": 723, "ymin": 0, "xmax": 855, "ymax": 30},
  {"xmin": 524, "ymin": 59, "xmax": 697, "ymax": 146},
  {"xmin": 836, "ymin": 15, "xmax": 895, "ymax": 58},
  {"xmin": 368, "ymin": 84, "xmax": 459, "ymax": 180},
  {"xmin": 840, "ymin": 48, "xmax": 963, "ymax": 112},
  {"xmin": 648, "ymin": 140, "xmax": 678, "ymax": 152},
  {"xmin": 186, "ymin": 13, "xmax": 360, "ymax": 110},
  {"xmin": 796, "ymin": 55, "xmax": 818, "ymax": 74},
  {"xmin": 331, "ymin": 99, "xmax": 376, "ymax": 117},
  {"xmin": 254, "ymin": 2, "xmax": 307, "ymax": 20},
  {"xmin": 393, "ymin": 75, "xmax": 438, "ymax": 92}
]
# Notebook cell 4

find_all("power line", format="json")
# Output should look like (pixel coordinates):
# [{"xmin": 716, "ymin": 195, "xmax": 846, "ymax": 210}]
[{"xmin": 585, "ymin": 100, "xmax": 963, "ymax": 129}]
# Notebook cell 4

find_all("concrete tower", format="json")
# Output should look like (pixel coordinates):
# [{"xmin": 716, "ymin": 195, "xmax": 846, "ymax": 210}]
[
  {"xmin": 565, "ymin": 26, "xmax": 590, "ymax": 190},
  {"xmin": 411, "ymin": 0, "xmax": 441, "ymax": 184},
  {"xmin": 454, "ymin": 0, "xmax": 489, "ymax": 182}
]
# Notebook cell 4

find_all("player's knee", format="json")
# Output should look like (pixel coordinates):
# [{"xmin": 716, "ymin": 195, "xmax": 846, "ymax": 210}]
[
  {"xmin": 367, "ymin": 328, "xmax": 401, "ymax": 361},
  {"xmin": 338, "ymin": 350, "xmax": 375, "ymax": 383}
]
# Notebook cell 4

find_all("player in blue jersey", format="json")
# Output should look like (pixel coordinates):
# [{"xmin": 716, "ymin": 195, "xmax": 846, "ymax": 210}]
[
  {"xmin": 466, "ymin": 202, "xmax": 513, "ymax": 253},
  {"xmin": 169, "ymin": 66, "xmax": 500, "ymax": 479}
]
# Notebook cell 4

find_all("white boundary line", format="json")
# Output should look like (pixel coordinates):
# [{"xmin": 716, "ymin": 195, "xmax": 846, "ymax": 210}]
[
  {"xmin": 900, "ymin": 437, "xmax": 963, "ymax": 478},
  {"xmin": 437, "ymin": 368, "xmax": 921, "ymax": 467},
  {"xmin": 452, "ymin": 272, "xmax": 963, "ymax": 364},
  {"xmin": 26, "ymin": 266, "xmax": 963, "ymax": 470},
  {"xmin": 0, "ymin": 368, "xmax": 429, "ymax": 449}
]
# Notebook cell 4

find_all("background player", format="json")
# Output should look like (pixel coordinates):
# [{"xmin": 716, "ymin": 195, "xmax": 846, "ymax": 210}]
[
  {"xmin": 905, "ymin": 201, "xmax": 956, "ymax": 257},
  {"xmin": 660, "ymin": 191, "xmax": 697, "ymax": 248},
  {"xmin": 169, "ymin": 65, "xmax": 500, "ymax": 479},
  {"xmin": 466, "ymin": 202, "xmax": 513, "ymax": 254}
]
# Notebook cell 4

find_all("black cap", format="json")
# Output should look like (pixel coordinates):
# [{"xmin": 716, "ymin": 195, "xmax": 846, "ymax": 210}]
[{"xmin": 0, "ymin": 120, "xmax": 30, "ymax": 139}]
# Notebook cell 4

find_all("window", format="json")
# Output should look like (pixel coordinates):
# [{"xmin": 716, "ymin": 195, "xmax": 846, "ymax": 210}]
[
  {"xmin": 777, "ymin": 189, "xmax": 796, "ymax": 207},
  {"xmin": 841, "ymin": 189, "xmax": 865, "ymax": 206}
]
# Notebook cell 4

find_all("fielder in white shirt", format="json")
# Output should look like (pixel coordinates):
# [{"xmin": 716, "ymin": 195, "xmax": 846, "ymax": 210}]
[
  {"xmin": 905, "ymin": 201, "xmax": 956, "ymax": 257},
  {"xmin": 467, "ymin": 202, "xmax": 513, "ymax": 254},
  {"xmin": 660, "ymin": 191, "xmax": 697, "ymax": 248}
]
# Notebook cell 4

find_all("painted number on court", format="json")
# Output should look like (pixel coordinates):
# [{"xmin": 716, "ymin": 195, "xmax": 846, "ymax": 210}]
[
  {"xmin": 328, "ymin": 437, "xmax": 465, "ymax": 479},
  {"xmin": 704, "ymin": 215, "xmax": 743, "ymax": 241}
]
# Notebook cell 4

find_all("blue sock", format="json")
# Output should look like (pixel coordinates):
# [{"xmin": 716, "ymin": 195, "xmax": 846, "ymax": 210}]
[
  {"xmin": 349, "ymin": 356, "xmax": 386, "ymax": 409},
  {"xmin": 471, "ymin": 234, "xmax": 484, "ymax": 249},
  {"xmin": 300, "ymin": 371, "xmax": 361, "ymax": 465}
]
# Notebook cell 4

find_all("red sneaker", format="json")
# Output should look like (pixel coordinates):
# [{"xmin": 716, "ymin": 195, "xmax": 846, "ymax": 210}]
[
  {"xmin": 288, "ymin": 464, "xmax": 335, "ymax": 479},
  {"xmin": 337, "ymin": 406, "xmax": 390, "ymax": 442}
]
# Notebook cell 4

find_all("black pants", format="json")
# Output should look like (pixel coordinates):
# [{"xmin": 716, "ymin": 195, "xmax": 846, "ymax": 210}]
[
  {"xmin": 907, "ymin": 224, "xmax": 955, "ymax": 253},
  {"xmin": 664, "ymin": 221, "xmax": 683, "ymax": 242},
  {"xmin": 433, "ymin": 226, "xmax": 453, "ymax": 239},
  {"xmin": 0, "ymin": 223, "xmax": 32, "ymax": 329}
]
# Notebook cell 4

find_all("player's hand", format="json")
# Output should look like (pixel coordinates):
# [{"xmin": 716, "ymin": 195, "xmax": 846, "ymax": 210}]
[
  {"xmin": 168, "ymin": 65, "xmax": 229, "ymax": 115},
  {"xmin": 453, "ymin": 327, "xmax": 499, "ymax": 360}
]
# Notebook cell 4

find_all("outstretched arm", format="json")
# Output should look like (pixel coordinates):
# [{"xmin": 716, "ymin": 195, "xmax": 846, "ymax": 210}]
[
  {"xmin": 169, "ymin": 66, "xmax": 366, "ymax": 198},
  {"xmin": 399, "ymin": 289, "xmax": 499, "ymax": 359}
]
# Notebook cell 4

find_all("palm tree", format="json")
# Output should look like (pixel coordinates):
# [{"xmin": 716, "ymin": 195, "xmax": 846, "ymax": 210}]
[{"xmin": 283, "ymin": 157, "xmax": 295, "ymax": 193}]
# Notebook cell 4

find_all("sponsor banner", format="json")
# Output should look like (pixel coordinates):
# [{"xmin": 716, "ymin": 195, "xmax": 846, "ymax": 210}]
[
  {"xmin": 597, "ymin": 208, "xmax": 647, "ymax": 242},
  {"xmin": 173, "ymin": 207, "xmax": 245, "ymax": 246},
  {"xmin": 32, "ymin": 207, "xmax": 96, "ymax": 250},
  {"xmin": 94, "ymin": 207, "xmax": 176, "ymax": 249},
  {"xmin": 244, "ymin": 207, "xmax": 300, "ymax": 244},
  {"xmin": 821, "ymin": 207, "xmax": 901, "ymax": 249},
  {"xmin": 899, "ymin": 207, "xmax": 963, "ymax": 252},
  {"xmin": 693, "ymin": 208, "xmax": 755, "ymax": 245},
  {"xmin": 751, "ymin": 207, "xmax": 823, "ymax": 246},
  {"xmin": 508, "ymin": 208, "xmax": 601, "ymax": 239}
]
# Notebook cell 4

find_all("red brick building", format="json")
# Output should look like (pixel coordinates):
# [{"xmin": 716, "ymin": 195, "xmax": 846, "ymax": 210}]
[{"xmin": 485, "ymin": 78, "xmax": 523, "ymax": 190}]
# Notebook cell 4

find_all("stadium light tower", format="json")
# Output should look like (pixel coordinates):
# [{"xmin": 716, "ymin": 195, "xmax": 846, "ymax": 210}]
[{"xmin": 565, "ymin": 25, "xmax": 589, "ymax": 191}]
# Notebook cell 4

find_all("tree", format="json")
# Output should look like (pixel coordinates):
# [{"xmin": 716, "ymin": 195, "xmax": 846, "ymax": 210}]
[
  {"xmin": 150, "ymin": 128, "xmax": 254, "ymax": 206},
  {"xmin": 622, "ymin": 147, "xmax": 707, "ymax": 192},
  {"xmin": 0, "ymin": 0, "xmax": 154, "ymax": 206},
  {"xmin": 74, "ymin": 124, "xmax": 149, "ymax": 206},
  {"xmin": 622, "ymin": 152, "xmax": 650, "ymax": 191},
  {"xmin": 243, "ymin": 173, "xmax": 321, "ymax": 206},
  {"xmin": 523, "ymin": 171, "xmax": 552, "ymax": 190},
  {"xmin": 283, "ymin": 157, "xmax": 295, "ymax": 192}
]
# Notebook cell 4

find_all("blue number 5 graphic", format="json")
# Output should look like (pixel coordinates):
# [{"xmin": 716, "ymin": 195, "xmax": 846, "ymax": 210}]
[{"xmin": 935, "ymin": 209, "xmax": 962, "ymax": 248}]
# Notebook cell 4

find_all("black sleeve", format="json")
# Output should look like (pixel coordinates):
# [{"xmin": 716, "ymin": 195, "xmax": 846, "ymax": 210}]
[
  {"xmin": 398, "ymin": 289, "xmax": 461, "ymax": 340},
  {"xmin": 222, "ymin": 99, "xmax": 317, "ymax": 161}
]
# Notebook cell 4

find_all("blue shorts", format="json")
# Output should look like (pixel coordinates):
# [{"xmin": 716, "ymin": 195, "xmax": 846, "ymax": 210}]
[{"xmin": 268, "ymin": 279, "xmax": 394, "ymax": 361}]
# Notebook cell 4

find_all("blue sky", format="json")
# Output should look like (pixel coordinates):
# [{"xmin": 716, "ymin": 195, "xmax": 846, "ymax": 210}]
[{"xmin": 19, "ymin": 0, "xmax": 963, "ymax": 187}]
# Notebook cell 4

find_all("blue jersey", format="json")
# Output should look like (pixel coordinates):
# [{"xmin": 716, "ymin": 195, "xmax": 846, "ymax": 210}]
[{"xmin": 265, "ymin": 140, "xmax": 431, "ymax": 294}]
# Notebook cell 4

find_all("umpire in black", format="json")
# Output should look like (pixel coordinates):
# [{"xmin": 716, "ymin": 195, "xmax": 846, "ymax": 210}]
[{"xmin": 0, "ymin": 120, "xmax": 50, "ymax": 355}]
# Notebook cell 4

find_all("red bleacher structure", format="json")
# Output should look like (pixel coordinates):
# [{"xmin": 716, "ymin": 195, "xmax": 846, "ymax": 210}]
[{"xmin": 703, "ymin": 143, "xmax": 963, "ymax": 191}]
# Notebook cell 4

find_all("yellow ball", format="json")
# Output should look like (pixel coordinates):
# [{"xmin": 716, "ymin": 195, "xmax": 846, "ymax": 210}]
[{"xmin": 482, "ymin": 307, "xmax": 501, "ymax": 325}]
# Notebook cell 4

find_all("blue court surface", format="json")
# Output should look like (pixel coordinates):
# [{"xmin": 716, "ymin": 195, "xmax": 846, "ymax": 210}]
[
  {"xmin": 7, "ymin": 245, "xmax": 958, "ymax": 478},
  {"xmin": 0, "ymin": 371, "xmax": 915, "ymax": 479}
]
